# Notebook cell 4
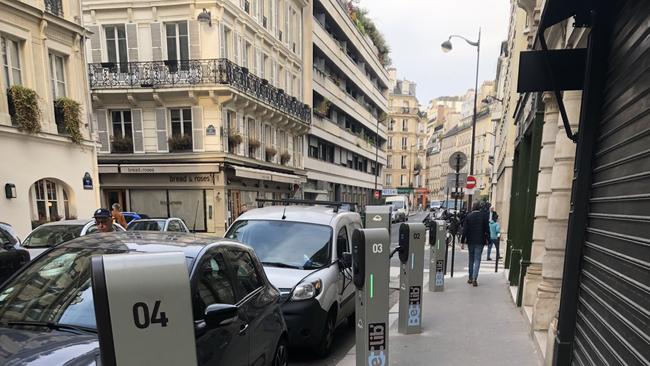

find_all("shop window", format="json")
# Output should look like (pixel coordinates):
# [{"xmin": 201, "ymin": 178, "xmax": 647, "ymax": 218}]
[{"xmin": 30, "ymin": 179, "xmax": 71, "ymax": 225}]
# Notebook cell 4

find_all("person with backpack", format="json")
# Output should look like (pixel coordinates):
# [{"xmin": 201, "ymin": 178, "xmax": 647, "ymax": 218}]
[
  {"xmin": 487, "ymin": 214, "xmax": 501, "ymax": 261},
  {"xmin": 461, "ymin": 202, "xmax": 490, "ymax": 286}
]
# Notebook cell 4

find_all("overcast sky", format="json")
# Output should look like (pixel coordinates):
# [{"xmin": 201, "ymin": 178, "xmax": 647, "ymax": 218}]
[{"xmin": 357, "ymin": 0, "xmax": 510, "ymax": 105}]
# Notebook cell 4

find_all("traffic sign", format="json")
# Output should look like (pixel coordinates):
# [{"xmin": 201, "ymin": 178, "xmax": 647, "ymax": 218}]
[
  {"xmin": 446, "ymin": 173, "xmax": 467, "ymax": 189},
  {"xmin": 449, "ymin": 152, "xmax": 467, "ymax": 170},
  {"xmin": 466, "ymin": 176, "xmax": 477, "ymax": 190},
  {"xmin": 374, "ymin": 190, "xmax": 381, "ymax": 199}
]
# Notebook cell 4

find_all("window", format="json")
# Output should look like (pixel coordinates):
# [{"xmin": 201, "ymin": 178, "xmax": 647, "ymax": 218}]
[
  {"xmin": 402, "ymin": 119, "xmax": 408, "ymax": 131},
  {"xmin": 1, "ymin": 36, "xmax": 21, "ymax": 86},
  {"xmin": 31, "ymin": 179, "xmax": 67, "ymax": 222},
  {"xmin": 170, "ymin": 108, "xmax": 192, "ymax": 137},
  {"xmin": 400, "ymin": 175, "xmax": 406, "ymax": 186},
  {"xmin": 228, "ymin": 250, "xmax": 263, "ymax": 299},
  {"xmin": 388, "ymin": 120, "xmax": 394, "ymax": 131},
  {"xmin": 49, "ymin": 53, "xmax": 66, "ymax": 98},
  {"xmin": 105, "ymin": 25, "xmax": 127, "ymax": 70},
  {"xmin": 387, "ymin": 155, "xmax": 392, "ymax": 168},
  {"xmin": 401, "ymin": 137, "xmax": 408, "ymax": 150},
  {"xmin": 194, "ymin": 251, "xmax": 236, "ymax": 319},
  {"xmin": 336, "ymin": 227, "xmax": 349, "ymax": 259},
  {"xmin": 111, "ymin": 110, "xmax": 132, "ymax": 139},
  {"xmin": 243, "ymin": 41, "xmax": 251, "ymax": 69},
  {"xmin": 387, "ymin": 137, "xmax": 392, "ymax": 149},
  {"xmin": 401, "ymin": 155, "xmax": 407, "ymax": 169},
  {"xmin": 167, "ymin": 220, "xmax": 183, "ymax": 232},
  {"xmin": 222, "ymin": 27, "xmax": 232, "ymax": 60},
  {"xmin": 386, "ymin": 174, "xmax": 392, "ymax": 186},
  {"xmin": 165, "ymin": 22, "xmax": 189, "ymax": 68}
]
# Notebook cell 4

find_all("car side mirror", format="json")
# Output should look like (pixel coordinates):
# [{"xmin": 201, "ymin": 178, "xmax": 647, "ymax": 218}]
[
  {"xmin": 340, "ymin": 252, "xmax": 352, "ymax": 269},
  {"xmin": 204, "ymin": 304, "xmax": 238, "ymax": 328}
]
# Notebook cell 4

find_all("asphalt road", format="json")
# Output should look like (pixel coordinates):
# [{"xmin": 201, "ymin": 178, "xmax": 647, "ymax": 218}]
[{"xmin": 290, "ymin": 211, "xmax": 431, "ymax": 366}]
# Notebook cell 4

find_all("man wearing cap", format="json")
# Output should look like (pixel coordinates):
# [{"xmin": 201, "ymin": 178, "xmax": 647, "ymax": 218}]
[{"xmin": 93, "ymin": 208, "xmax": 114, "ymax": 233}]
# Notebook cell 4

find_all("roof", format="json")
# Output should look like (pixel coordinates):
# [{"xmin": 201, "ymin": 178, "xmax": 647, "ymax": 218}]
[
  {"xmin": 39, "ymin": 219, "xmax": 93, "ymax": 226},
  {"xmin": 236, "ymin": 205, "xmax": 359, "ymax": 226},
  {"xmin": 58, "ymin": 231, "xmax": 237, "ymax": 259}
]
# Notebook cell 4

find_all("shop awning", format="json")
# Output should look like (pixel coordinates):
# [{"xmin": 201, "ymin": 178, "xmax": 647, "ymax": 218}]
[{"xmin": 234, "ymin": 166, "xmax": 306, "ymax": 185}]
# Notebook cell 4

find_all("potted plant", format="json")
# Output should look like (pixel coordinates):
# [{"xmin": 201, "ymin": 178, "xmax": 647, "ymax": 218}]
[
  {"xmin": 228, "ymin": 133, "xmax": 243, "ymax": 146},
  {"xmin": 314, "ymin": 98, "xmax": 331, "ymax": 117},
  {"xmin": 8, "ymin": 85, "xmax": 41, "ymax": 134},
  {"xmin": 168, "ymin": 134, "xmax": 193, "ymax": 151},
  {"xmin": 111, "ymin": 135, "xmax": 133, "ymax": 153},
  {"xmin": 248, "ymin": 137, "xmax": 261, "ymax": 149},
  {"xmin": 265, "ymin": 146, "xmax": 277, "ymax": 161},
  {"xmin": 280, "ymin": 151, "xmax": 291, "ymax": 165},
  {"xmin": 54, "ymin": 97, "xmax": 83, "ymax": 144}
]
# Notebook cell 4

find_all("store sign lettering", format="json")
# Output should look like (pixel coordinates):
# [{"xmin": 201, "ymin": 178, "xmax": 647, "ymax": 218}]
[
  {"xmin": 125, "ymin": 167, "xmax": 156, "ymax": 173},
  {"xmin": 169, "ymin": 175, "xmax": 212, "ymax": 183}
]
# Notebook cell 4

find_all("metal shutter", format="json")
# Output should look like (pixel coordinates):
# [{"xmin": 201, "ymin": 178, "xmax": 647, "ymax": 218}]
[{"xmin": 572, "ymin": 1, "xmax": 650, "ymax": 365}]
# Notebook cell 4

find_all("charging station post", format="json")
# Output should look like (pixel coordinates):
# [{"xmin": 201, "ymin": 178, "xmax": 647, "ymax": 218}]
[
  {"xmin": 352, "ymin": 228, "xmax": 390, "ymax": 366},
  {"xmin": 397, "ymin": 223, "xmax": 426, "ymax": 334},
  {"xmin": 429, "ymin": 220, "xmax": 447, "ymax": 292}
]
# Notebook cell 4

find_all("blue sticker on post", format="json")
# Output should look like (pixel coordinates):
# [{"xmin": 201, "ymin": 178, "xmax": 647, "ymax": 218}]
[
  {"xmin": 368, "ymin": 322, "xmax": 386, "ymax": 366},
  {"xmin": 408, "ymin": 286, "xmax": 421, "ymax": 326}
]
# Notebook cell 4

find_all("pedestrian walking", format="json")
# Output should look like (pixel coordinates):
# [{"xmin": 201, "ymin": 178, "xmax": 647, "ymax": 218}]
[
  {"xmin": 111, "ymin": 203, "xmax": 128, "ymax": 229},
  {"xmin": 93, "ymin": 208, "xmax": 114, "ymax": 233},
  {"xmin": 461, "ymin": 201, "xmax": 490, "ymax": 286},
  {"xmin": 487, "ymin": 215, "xmax": 501, "ymax": 261}
]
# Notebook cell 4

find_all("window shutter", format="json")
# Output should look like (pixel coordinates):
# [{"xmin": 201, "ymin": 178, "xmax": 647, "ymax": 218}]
[
  {"xmin": 222, "ymin": 109, "xmax": 228, "ymax": 152},
  {"xmin": 192, "ymin": 106, "xmax": 204, "ymax": 151},
  {"xmin": 95, "ymin": 109, "xmax": 109, "ymax": 152},
  {"xmin": 88, "ymin": 25, "xmax": 102, "ymax": 63},
  {"xmin": 237, "ymin": 112, "xmax": 244, "ymax": 155},
  {"xmin": 132, "ymin": 109, "xmax": 144, "ymax": 153},
  {"xmin": 155, "ymin": 108, "xmax": 168, "ymax": 151},
  {"xmin": 261, "ymin": 123, "xmax": 266, "ymax": 159},
  {"xmin": 126, "ymin": 23, "xmax": 139, "ymax": 61},
  {"xmin": 189, "ymin": 20, "xmax": 200, "ymax": 59},
  {"xmin": 220, "ymin": 24, "xmax": 226, "ymax": 59},
  {"xmin": 151, "ymin": 23, "xmax": 163, "ymax": 61}
]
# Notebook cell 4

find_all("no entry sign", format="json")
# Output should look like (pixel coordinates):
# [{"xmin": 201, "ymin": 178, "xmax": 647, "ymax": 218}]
[{"xmin": 466, "ymin": 176, "xmax": 477, "ymax": 190}]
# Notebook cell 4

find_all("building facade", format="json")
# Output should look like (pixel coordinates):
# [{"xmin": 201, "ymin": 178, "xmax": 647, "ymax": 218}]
[
  {"xmin": 385, "ymin": 71, "xmax": 427, "ymax": 208},
  {"xmin": 84, "ymin": 0, "xmax": 311, "ymax": 235},
  {"xmin": 306, "ymin": 0, "xmax": 389, "ymax": 206},
  {"xmin": 0, "ymin": 0, "xmax": 100, "ymax": 238}
]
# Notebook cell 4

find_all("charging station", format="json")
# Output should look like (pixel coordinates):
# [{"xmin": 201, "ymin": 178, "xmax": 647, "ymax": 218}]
[
  {"xmin": 429, "ymin": 220, "xmax": 447, "ymax": 292},
  {"xmin": 352, "ymin": 227, "xmax": 390, "ymax": 366},
  {"xmin": 91, "ymin": 252, "xmax": 197, "ymax": 366},
  {"xmin": 397, "ymin": 223, "xmax": 426, "ymax": 334}
]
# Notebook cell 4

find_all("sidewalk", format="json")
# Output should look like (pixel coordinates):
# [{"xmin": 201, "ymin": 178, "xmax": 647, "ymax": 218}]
[{"xmin": 338, "ymin": 253, "xmax": 542, "ymax": 366}]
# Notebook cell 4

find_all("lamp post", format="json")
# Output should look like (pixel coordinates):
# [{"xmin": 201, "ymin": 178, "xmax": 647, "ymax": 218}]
[{"xmin": 442, "ymin": 28, "xmax": 481, "ymax": 211}]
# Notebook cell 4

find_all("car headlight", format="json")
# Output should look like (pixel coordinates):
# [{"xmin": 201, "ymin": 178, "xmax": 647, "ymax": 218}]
[{"xmin": 291, "ymin": 279, "xmax": 322, "ymax": 301}]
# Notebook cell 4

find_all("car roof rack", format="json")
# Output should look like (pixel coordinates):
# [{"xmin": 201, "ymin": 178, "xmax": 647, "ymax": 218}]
[{"xmin": 255, "ymin": 198, "xmax": 358, "ymax": 213}]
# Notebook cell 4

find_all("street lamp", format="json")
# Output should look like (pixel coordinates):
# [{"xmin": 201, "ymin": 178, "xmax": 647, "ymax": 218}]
[{"xmin": 441, "ymin": 28, "xmax": 481, "ymax": 211}]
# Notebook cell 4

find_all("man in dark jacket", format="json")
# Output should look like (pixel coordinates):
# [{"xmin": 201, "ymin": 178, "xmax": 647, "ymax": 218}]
[{"xmin": 462, "ymin": 202, "xmax": 490, "ymax": 286}]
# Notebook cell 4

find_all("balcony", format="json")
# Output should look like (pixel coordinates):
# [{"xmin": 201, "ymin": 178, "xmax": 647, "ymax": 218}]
[
  {"xmin": 45, "ymin": 0, "xmax": 63, "ymax": 17},
  {"xmin": 89, "ymin": 58, "xmax": 311, "ymax": 125}
]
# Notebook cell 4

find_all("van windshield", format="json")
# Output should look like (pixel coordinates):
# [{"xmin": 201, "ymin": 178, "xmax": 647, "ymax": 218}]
[
  {"xmin": 390, "ymin": 201, "xmax": 405, "ymax": 209},
  {"xmin": 226, "ymin": 220, "xmax": 332, "ymax": 270}
]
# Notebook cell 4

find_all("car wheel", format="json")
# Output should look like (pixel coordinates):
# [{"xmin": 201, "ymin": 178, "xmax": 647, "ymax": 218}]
[
  {"xmin": 273, "ymin": 337, "xmax": 288, "ymax": 366},
  {"xmin": 315, "ymin": 311, "xmax": 336, "ymax": 358}
]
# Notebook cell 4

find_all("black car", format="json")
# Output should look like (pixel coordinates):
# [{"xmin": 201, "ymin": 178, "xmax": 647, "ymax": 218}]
[{"xmin": 0, "ymin": 232, "xmax": 288, "ymax": 366}]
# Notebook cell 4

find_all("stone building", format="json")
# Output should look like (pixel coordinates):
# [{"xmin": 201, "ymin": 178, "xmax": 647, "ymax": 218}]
[{"xmin": 0, "ymin": 0, "xmax": 100, "ymax": 237}]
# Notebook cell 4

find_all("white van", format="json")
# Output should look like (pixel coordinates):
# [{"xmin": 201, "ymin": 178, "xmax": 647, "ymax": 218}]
[{"xmin": 385, "ymin": 195, "xmax": 409, "ymax": 222}]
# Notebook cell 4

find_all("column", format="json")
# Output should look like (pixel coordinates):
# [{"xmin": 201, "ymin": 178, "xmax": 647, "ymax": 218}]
[
  {"xmin": 532, "ymin": 90, "xmax": 580, "ymax": 330},
  {"xmin": 523, "ymin": 92, "xmax": 557, "ymax": 306}
]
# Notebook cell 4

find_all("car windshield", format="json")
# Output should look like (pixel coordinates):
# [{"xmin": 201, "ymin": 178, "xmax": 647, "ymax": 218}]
[
  {"xmin": 128, "ymin": 220, "xmax": 166, "ymax": 231},
  {"xmin": 390, "ymin": 201, "xmax": 405, "ymax": 209},
  {"xmin": 22, "ymin": 225, "xmax": 85, "ymax": 248},
  {"xmin": 0, "ymin": 247, "xmax": 195, "ymax": 330},
  {"xmin": 226, "ymin": 220, "xmax": 332, "ymax": 270}
]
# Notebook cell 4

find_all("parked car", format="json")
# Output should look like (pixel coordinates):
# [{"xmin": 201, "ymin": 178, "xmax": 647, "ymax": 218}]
[
  {"xmin": 0, "ymin": 231, "xmax": 288, "ymax": 366},
  {"xmin": 0, "ymin": 222, "xmax": 29, "ymax": 284},
  {"xmin": 127, "ymin": 218, "xmax": 190, "ymax": 232},
  {"xmin": 16, "ymin": 219, "xmax": 125, "ymax": 259},
  {"xmin": 385, "ymin": 195, "xmax": 409, "ymax": 222},
  {"xmin": 226, "ymin": 205, "xmax": 358, "ymax": 357},
  {"xmin": 121, "ymin": 211, "xmax": 143, "ymax": 224}
]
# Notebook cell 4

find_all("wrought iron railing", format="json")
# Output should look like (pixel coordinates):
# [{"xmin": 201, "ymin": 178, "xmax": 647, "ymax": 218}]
[
  {"xmin": 45, "ymin": 0, "xmax": 63, "ymax": 16},
  {"xmin": 88, "ymin": 58, "xmax": 311, "ymax": 124}
]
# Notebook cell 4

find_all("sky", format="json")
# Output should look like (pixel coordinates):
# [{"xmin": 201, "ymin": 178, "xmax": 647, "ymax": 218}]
[{"xmin": 356, "ymin": 0, "xmax": 510, "ymax": 105}]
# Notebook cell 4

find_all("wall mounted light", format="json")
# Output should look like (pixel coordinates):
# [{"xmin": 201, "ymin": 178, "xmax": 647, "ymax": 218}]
[
  {"xmin": 5, "ymin": 183, "xmax": 16, "ymax": 199},
  {"xmin": 197, "ymin": 8, "xmax": 212, "ymax": 26}
]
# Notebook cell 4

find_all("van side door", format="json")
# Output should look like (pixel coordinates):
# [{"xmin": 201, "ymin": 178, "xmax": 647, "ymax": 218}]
[{"xmin": 335, "ymin": 224, "xmax": 354, "ymax": 319}]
